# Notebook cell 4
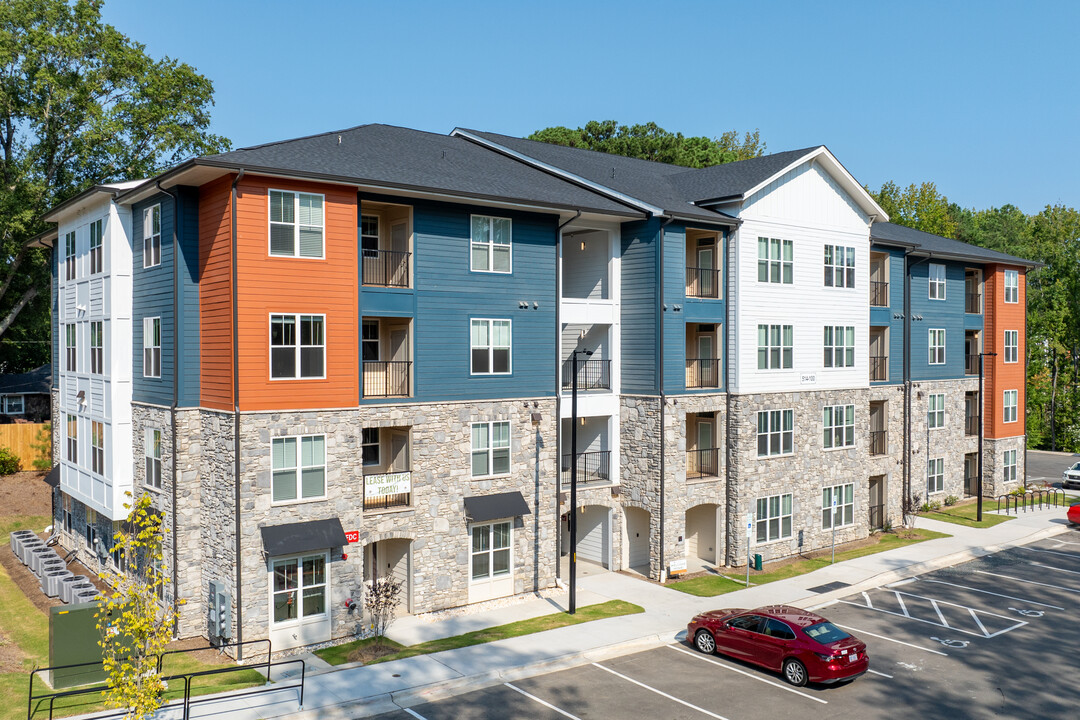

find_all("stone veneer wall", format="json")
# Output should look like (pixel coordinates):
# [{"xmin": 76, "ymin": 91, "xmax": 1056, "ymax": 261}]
[
  {"xmin": 910, "ymin": 378, "xmax": 979, "ymax": 503},
  {"xmin": 868, "ymin": 385, "xmax": 905, "ymax": 529},
  {"xmin": 198, "ymin": 409, "xmax": 238, "ymax": 643},
  {"xmin": 983, "ymin": 435, "xmax": 1027, "ymax": 496},
  {"xmin": 131, "ymin": 403, "xmax": 176, "ymax": 606},
  {"xmin": 174, "ymin": 409, "xmax": 203, "ymax": 636},
  {"xmin": 619, "ymin": 395, "xmax": 661, "ymax": 577}
]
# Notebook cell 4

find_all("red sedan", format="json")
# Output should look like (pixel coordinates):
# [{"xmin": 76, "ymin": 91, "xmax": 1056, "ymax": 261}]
[
  {"xmin": 1068, "ymin": 502, "xmax": 1080, "ymax": 526},
  {"xmin": 687, "ymin": 605, "xmax": 869, "ymax": 686}
]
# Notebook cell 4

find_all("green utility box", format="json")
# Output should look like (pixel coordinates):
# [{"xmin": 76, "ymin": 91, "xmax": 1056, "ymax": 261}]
[
  {"xmin": 752, "ymin": 554, "xmax": 763, "ymax": 571},
  {"xmin": 49, "ymin": 601, "xmax": 107, "ymax": 688}
]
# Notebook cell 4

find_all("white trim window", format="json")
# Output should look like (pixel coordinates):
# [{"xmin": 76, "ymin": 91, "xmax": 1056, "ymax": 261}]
[
  {"xmin": 270, "ymin": 314, "xmax": 325, "ymax": 379},
  {"xmin": 111, "ymin": 521, "xmax": 128, "ymax": 573},
  {"xmin": 91, "ymin": 420, "xmax": 104, "ymax": 475},
  {"xmin": 470, "ymin": 319, "xmax": 511, "ymax": 375},
  {"xmin": 1003, "ymin": 389, "xmax": 1018, "ymax": 423},
  {"xmin": 757, "ymin": 237, "xmax": 793, "ymax": 284},
  {"xmin": 757, "ymin": 409, "xmax": 793, "ymax": 457},
  {"xmin": 66, "ymin": 414, "xmax": 78, "ymax": 464},
  {"xmin": 1004, "ymin": 270, "xmax": 1019, "ymax": 303},
  {"xmin": 757, "ymin": 324, "xmax": 793, "ymax": 370},
  {"xmin": 143, "ymin": 204, "xmax": 161, "ymax": 268},
  {"xmin": 361, "ymin": 214, "xmax": 380, "ymax": 258},
  {"xmin": 756, "ymin": 493, "xmax": 792, "ymax": 543},
  {"xmin": 272, "ymin": 554, "xmax": 327, "ymax": 624},
  {"xmin": 471, "ymin": 521, "xmax": 511, "ymax": 581},
  {"xmin": 929, "ymin": 263, "xmax": 946, "ymax": 300},
  {"xmin": 927, "ymin": 457, "xmax": 944, "ymax": 494},
  {"xmin": 90, "ymin": 321, "xmax": 103, "ymax": 375},
  {"xmin": 62, "ymin": 494, "xmax": 73, "ymax": 533},
  {"xmin": 822, "ymin": 483, "xmax": 854, "ymax": 529},
  {"xmin": 269, "ymin": 190, "xmax": 324, "ymax": 258},
  {"xmin": 143, "ymin": 317, "xmax": 161, "ymax": 378},
  {"xmin": 2, "ymin": 395, "xmax": 24, "ymax": 414},
  {"xmin": 823, "ymin": 326, "xmax": 855, "ymax": 368},
  {"xmin": 470, "ymin": 215, "xmax": 512, "ymax": 273},
  {"xmin": 85, "ymin": 508, "xmax": 98, "ymax": 550},
  {"xmin": 64, "ymin": 230, "xmax": 76, "ymax": 281},
  {"xmin": 65, "ymin": 324, "xmax": 77, "ymax": 372},
  {"xmin": 928, "ymin": 393, "xmax": 945, "ymax": 429},
  {"xmin": 472, "ymin": 421, "xmax": 510, "ymax": 477},
  {"xmin": 1003, "ymin": 449, "xmax": 1017, "ymax": 484},
  {"xmin": 361, "ymin": 428, "xmax": 380, "ymax": 467},
  {"xmin": 928, "ymin": 328, "xmax": 946, "ymax": 365},
  {"xmin": 89, "ymin": 219, "xmax": 103, "ymax": 275},
  {"xmin": 1004, "ymin": 330, "xmax": 1018, "ymax": 363},
  {"xmin": 824, "ymin": 245, "xmax": 855, "ymax": 288},
  {"xmin": 272, "ymin": 435, "xmax": 327, "ymax": 503},
  {"xmin": 822, "ymin": 405, "xmax": 854, "ymax": 449},
  {"xmin": 145, "ymin": 428, "xmax": 162, "ymax": 489},
  {"xmin": 361, "ymin": 320, "xmax": 379, "ymax": 362}
]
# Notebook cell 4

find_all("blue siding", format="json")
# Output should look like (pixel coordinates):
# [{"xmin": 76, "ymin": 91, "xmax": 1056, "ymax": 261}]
[
  {"xmin": 132, "ymin": 194, "xmax": 175, "ymax": 406},
  {"xmin": 910, "ymin": 258, "xmax": 967, "ymax": 381},
  {"xmin": 176, "ymin": 187, "xmax": 200, "ymax": 407},
  {"xmin": 51, "ymin": 249, "xmax": 58, "ymax": 386},
  {"xmin": 619, "ymin": 218, "xmax": 660, "ymax": 394},
  {"xmin": 871, "ymin": 245, "xmax": 906, "ymax": 385},
  {"xmin": 671, "ymin": 223, "xmax": 726, "ymax": 394}
]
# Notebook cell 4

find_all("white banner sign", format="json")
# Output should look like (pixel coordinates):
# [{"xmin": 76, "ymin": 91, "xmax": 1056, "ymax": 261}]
[{"xmin": 364, "ymin": 471, "xmax": 411, "ymax": 499}]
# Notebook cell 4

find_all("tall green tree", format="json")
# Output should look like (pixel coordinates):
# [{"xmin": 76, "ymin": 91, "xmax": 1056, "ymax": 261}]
[
  {"xmin": 0, "ymin": 0, "xmax": 229, "ymax": 372},
  {"xmin": 870, "ymin": 180, "xmax": 958, "ymax": 238},
  {"xmin": 528, "ymin": 120, "xmax": 765, "ymax": 168}
]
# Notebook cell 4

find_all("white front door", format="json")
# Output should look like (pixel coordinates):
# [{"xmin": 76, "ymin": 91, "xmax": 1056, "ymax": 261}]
[
  {"xmin": 268, "ymin": 552, "xmax": 331, "ymax": 652},
  {"xmin": 468, "ymin": 521, "xmax": 513, "ymax": 603}
]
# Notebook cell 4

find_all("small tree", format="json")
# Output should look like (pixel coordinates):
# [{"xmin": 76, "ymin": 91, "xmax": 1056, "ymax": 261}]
[
  {"xmin": 95, "ymin": 493, "xmax": 178, "ymax": 720},
  {"xmin": 364, "ymin": 578, "xmax": 402, "ymax": 649},
  {"xmin": 902, "ymin": 491, "xmax": 923, "ymax": 528},
  {"xmin": 31, "ymin": 422, "xmax": 51, "ymax": 470}
]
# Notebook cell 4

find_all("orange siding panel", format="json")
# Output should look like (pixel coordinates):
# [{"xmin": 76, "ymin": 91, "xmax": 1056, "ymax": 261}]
[
  {"xmin": 984, "ymin": 265, "xmax": 1026, "ymax": 439},
  {"xmin": 199, "ymin": 176, "xmax": 235, "ymax": 410}
]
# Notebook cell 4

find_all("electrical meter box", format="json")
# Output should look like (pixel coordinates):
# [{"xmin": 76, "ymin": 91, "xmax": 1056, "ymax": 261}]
[{"xmin": 49, "ymin": 601, "xmax": 107, "ymax": 688}]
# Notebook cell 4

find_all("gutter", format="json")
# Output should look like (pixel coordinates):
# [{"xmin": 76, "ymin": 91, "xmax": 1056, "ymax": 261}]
[
  {"xmin": 723, "ymin": 225, "xmax": 733, "ymax": 566},
  {"xmin": 231, "ymin": 170, "xmax": 245, "ymax": 660},
  {"xmin": 555, "ymin": 210, "xmax": 580, "ymax": 580}
]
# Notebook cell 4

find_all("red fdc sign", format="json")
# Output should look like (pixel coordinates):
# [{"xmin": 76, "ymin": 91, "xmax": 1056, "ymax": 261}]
[{"xmin": 344, "ymin": 531, "xmax": 359, "ymax": 544}]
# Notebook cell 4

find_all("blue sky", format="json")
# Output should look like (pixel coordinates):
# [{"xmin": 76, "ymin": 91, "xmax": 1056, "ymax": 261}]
[{"xmin": 102, "ymin": 0, "xmax": 1078, "ymax": 214}]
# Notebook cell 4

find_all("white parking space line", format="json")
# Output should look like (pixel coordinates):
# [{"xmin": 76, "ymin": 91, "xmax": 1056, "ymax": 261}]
[
  {"xmin": 838, "ymin": 590, "xmax": 1025, "ymax": 638},
  {"xmin": 896, "ymin": 593, "xmax": 909, "ymax": 617},
  {"xmin": 1019, "ymin": 546, "xmax": 1080, "ymax": 560},
  {"xmin": 591, "ymin": 662, "xmax": 732, "ymax": 719},
  {"xmin": 930, "ymin": 599, "xmax": 948, "ymax": 627},
  {"xmin": 403, "ymin": 708, "xmax": 429, "ymax": 720},
  {"xmin": 832, "ymin": 623, "xmax": 948, "ymax": 656},
  {"xmin": 1051, "ymin": 539, "xmax": 1080, "ymax": 547},
  {"xmin": 1029, "ymin": 560, "xmax": 1080, "ymax": 577},
  {"xmin": 667, "ymin": 645, "xmax": 827, "ymax": 704},
  {"xmin": 504, "ymin": 683, "xmax": 583, "ymax": 720},
  {"xmin": 919, "ymin": 578, "xmax": 1065, "ymax": 610},
  {"xmin": 867, "ymin": 669, "xmax": 894, "ymax": 679},
  {"xmin": 975, "ymin": 569, "xmax": 1080, "ymax": 594},
  {"xmin": 969, "ymin": 608, "xmax": 990, "ymax": 637}
]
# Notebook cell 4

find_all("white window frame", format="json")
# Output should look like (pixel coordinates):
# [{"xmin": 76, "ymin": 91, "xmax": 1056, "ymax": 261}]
[
  {"xmin": 269, "ymin": 314, "xmax": 326, "ymax": 380},
  {"xmin": 85, "ymin": 507, "xmax": 98, "ymax": 550},
  {"xmin": 269, "ymin": 189, "xmax": 325, "ymax": 259},
  {"xmin": 1004, "ymin": 330, "xmax": 1018, "ymax": 364},
  {"xmin": 824, "ymin": 245, "xmax": 855, "ymax": 288},
  {"xmin": 361, "ymin": 319, "xmax": 380, "ymax": 362},
  {"xmin": 143, "ymin": 204, "xmax": 161, "ymax": 268},
  {"xmin": 65, "ymin": 323, "xmax": 77, "ymax": 372},
  {"xmin": 145, "ymin": 427, "xmax": 162, "ymax": 490},
  {"xmin": 64, "ymin": 230, "xmax": 76, "ymax": 281},
  {"xmin": 271, "ymin": 434, "xmax": 327, "ymax": 504},
  {"xmin": 90, "ymin": 320, "xmax": 103, "ymax": 375},
  {"xmin": 757, "ymin": 324, "xmax": 793, "ymax": 370},
  {"xmin": 2, "ymin": 395, "xmax": 25, "ymax": 414},
  {"xmin": 470, "ymin": 215, "xmax": 512, "ymax": 273},
  {"xmin": 823, "ymin": 326, "xmax": 855, "ymax": 368},
  {"xmin": 1003, "ymin": 389, "xmax": 1018, "ymax": 423},
  {"xmin": 1004, "ymin": 270, "xmax": 1019, "ymax": 304},
  {"xmin": 271, "ymin": 552, "xmax": 328, "ymax": 625},
  {"xmin": 822, "ymin": 483, "xmax": 854, "ymax": 529},
  {"xmin": 471, "ymin": 421, "xmax": 511, "ymax": 477},
  {"xmin": 929, "ymin": 263, "xmax": 946, "ymax": 300},
  {"xmin": 823, "ymin": 405, "xmax": 855, "ymax": 449},
  {"xmin": 927, "ymin": 457, "xmax": 944, "ymax": 494},
  {"xmin": 62, "ymin": 494, "xmax": 73, "ymax": 533},
  {"xmin": 91, "ymin": 420, "xmax": 104, "ymax": 476},
  {"xmin": 928, "ymin": 328, "xmax": 946, "ymax": 365},
  {"xmin": 66, "ymin": 413, "xmax": 78, "ymax": 465},
  {"xmin": 755, "ymin": 493, "xmax": 792, "ymax": 543},
  {"xmin": 757, "ymin": 409, "xmax": 794, "ymax": 458},
  {"xmin": 1003, "ymin": 449, "xmax": 1017, "ymax": 484},
  {"xmin": 143, "ymin": 317, "xmax": 161, "ymax": 378},
  {"xmin": 928, "ymin": 393, "xmax": 945, "ymax": 429},
  {"xmin": 470, "ymin": 520, "xmax": 512, "ymax": 582},
  {"xmin": 470, "ymin": 318, "xmax": 512, "ymax": 375},
  {"xmin": 361, "ymin": 428, "xmax": 380, "ymax": 467},
  {"xmin": 757, "ymin": 237, "xmax": 793, "ymax": 284},
  {"xmin": 89, "ymin": 219, "xmax": 103, "ymax": 275},
  {"xmin": 360, "ymin": 214, "xmax": 380, "ymax": 258}
]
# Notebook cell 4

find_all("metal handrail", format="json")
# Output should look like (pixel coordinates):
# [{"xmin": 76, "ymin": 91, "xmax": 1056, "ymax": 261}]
[
  {"xmin": 869, "ymin": 355, "xmax": 888, "ymax": 382},
  {"xmin": 561, "ymin": 450, "xmax": 611, "ymax": 486},
  {"xmin": 965, "ymin": 291, "xmax": 982, "ymax": 314},
  {"xmin": 685, "ymin": 266, "xmax": 720, "ymax": 298},
  {"xmin": 685, "ymin": 358, "xmax": 721, "ymax": 388},
  {"xmin": 561, "ymin": 359, "xmax": 611, "ymax": 390},
  {"xmin": 686, "ymin": 448, "xmax": 720, "ymax": 479},
  {"xmin": 362, "ymin": 360, "xmax": 411, "ymax": 398},
  {"xmin": 869, "ymin": 430, "xmax": 887, "ymax": 456},
  {"xmin": 869, "ymin": 281, "xmax": 889, "ymax": 307},
  {"xmin": 965, "ymin": 354, "xmax": 979, "ymax": 376},
  {"xmin": 362, "ymin": 249, "xmax": 411, "ymax": 288}
]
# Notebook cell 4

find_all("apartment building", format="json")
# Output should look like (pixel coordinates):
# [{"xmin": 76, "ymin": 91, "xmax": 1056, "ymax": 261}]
[{"xmin": 35, "ymin": 124, "xmax": 1036, "ymax": 654}]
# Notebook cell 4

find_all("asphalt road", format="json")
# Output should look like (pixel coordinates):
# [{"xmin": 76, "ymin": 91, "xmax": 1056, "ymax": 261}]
[
  {"xmin": 1026, "ymin": 448, "xmax": 1080, "ymax": 486},
  {"xmin": 372, "ymin": 526, "xmax": 1080, "ymax": 720}
]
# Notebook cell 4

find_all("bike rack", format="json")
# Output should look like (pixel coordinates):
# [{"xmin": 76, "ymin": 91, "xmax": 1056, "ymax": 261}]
[{"xmin": 995, "ymin": 488, "xmax": 1065, "ymax": 516}]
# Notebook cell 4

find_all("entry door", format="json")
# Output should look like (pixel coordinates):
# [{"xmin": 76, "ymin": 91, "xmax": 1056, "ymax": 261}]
[
  {"xmin": 389, "ymin": 329, "xmax": 408, "ymax": 394},
  {"xmin": 697, "ymin": 246, "xmax": 715, "ymax": 296},
  {"xmin": 868, "ymin": 477, "xmax": 884, "ymax": 529},
  {"xmin": 697, "ymin": 420, "xmax": 715, "ymax": 476},
  {"xmin": 391, "ymin": 222, "xmax": 408, "ymax": 285},
  {"xmin": 698, "ymin": 335, "xmax": 715, "ymax": 386},
  {"xmin": 390, "ymin": 433, "xmax": 409, "ymax": 472}
]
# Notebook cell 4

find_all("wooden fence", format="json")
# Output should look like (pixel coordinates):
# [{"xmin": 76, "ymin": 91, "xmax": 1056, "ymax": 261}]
[{"xmin": 0, "ymin": 423, "xmax": 50, "ymax": 467}]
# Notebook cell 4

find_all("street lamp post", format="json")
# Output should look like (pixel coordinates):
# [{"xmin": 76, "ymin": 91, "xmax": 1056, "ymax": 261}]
[
  {"xmin": 977, "ymin": 351, "xmax": 998, "ymax": 522},
  {"xmin": 569, "ymin": 348, "xmax": 592, "ymax": 615}
]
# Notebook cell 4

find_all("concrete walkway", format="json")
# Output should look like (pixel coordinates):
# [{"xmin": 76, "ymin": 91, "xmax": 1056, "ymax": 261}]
[{"xmin": 71, "ymin": 503, "xmax": 1076, "ymax": 720}]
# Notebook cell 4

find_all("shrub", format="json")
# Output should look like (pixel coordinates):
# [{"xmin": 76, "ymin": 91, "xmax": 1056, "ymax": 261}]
[
  {"xmin": 944, "ymin": 495, "xmax": 959, "ymax": 507},
  {"xmin": 0, "ymin": 447, "xmax": 21, "ymax": 475},
  {"xmin": 928, "ymin": 499, "xmax": 942, "ymax": 511},
  {"xmin": 919, "ymin": 502, "xmax": 932, "ymax": 513},
  {"xmin": 31, "ymin": 422, "xmax": 52, "ymax": 470}
]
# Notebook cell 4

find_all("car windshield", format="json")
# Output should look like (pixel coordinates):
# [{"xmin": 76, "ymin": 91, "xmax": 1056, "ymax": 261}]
[
  {"xmin": 804, "ymin": 622, "xmax": 850, "ymax": 644},
  {"xmin": 1070, "ymin": 463, "xmax": 1080, "ymax": 471}
]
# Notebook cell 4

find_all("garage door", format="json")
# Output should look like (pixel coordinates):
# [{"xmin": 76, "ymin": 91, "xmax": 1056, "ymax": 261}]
[
  {"xmin": 625, "ymin": 507, "xmax": 650, "ymax": 569},
  {"xmin": 577, "ymin": 507, "xmax": 609, "ymax": 567}
]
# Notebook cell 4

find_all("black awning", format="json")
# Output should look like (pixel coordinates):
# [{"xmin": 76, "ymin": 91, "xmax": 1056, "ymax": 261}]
[
  {"xmin": 464, "ymin": 491, "xmax": 531, "ymax": 523},
  {"xmin": 260, "ymin": 518, "xmax": 348, "ymax": 557},
  {"xmin": 43, "ymin": 465, "xmax": 60, "ymax": 488}
]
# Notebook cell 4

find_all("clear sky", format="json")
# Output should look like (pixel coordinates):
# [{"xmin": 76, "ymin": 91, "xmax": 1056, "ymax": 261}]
[{"xmin": 100, "ymin": 0, "xmax": 1078, "ymax": 214}]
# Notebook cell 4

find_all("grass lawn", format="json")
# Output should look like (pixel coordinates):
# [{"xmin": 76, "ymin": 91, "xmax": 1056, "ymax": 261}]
[
  {"xmin": 669, "ymin": 528, "xmax": 950, "ymax": 598},
  {"xmin": 922, "ymin": 499, "xmax": 1016, "ymax": 528},
  {"xmin": 315, "ymin": 599, "xmax": 644, "ymax": 667}
]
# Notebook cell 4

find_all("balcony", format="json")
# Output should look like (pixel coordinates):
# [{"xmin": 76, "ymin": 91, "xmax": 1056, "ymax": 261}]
[
  {"xmin": 363, "ymin": 471, "xmax": 411, "ymax": 510},
  {"xmin": 686, "ymin": 266, "xmax": 720, "ymax": 299},
  {"xmin": 870, "ymin": 281, "xmax": 889, "ymax": 307},
  {"xmin": 562, "ymin": 359, "xmax": 611, "ymax": 391},
  {"xmin": 965, "ymin": 354, "xmax": 979, "ymax": 376},
  {"xmin": 362, "ymin": 249, "xmax": 411, "ymax": 288},
  {"xmin": 965, "ymin": 292, "xmax": 982, "ymax": 315},
  {"xmin": 868, "ymin": 503, "xmax": 885, "ymax": 530},
  {"xmin": 687, "ymin": 448, "xmax": 720, "ymax": 480},
  {"xmin": 561, "ymin": 450, "xmax": 611, "ymax": 487},
  {"xmin": 965, "ymin": 414, "xmax": 978, "ymax": 437},
  {"xmin": 869, "ymin": 430, "xmax": 887, "ymax": 456},
  {"xmin": 363, "ymin": 361, "xmax": 411, "ymax": 398},
  {"xmin": 870, "ymin": 355, "xmax": 888, "ymax": 382},
  {"xmin": 686, "ymin": 359, "xmax": 721, "ymax": 389}
]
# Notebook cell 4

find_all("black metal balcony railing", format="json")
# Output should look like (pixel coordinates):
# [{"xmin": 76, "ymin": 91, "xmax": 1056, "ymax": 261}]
[
  {"xmin": 868, "ymin": 503, "xmax": 885, "ymax": 530},
  {"xmin": 561, "ymin": 359, "xmax": 612, "ymax": 390},
  {"xmin": 362, "ymin": 250, "xmax": 411, "ymax": 288},
  {"xmin": 965, "ymin": 354, "xmax": 979, "ymax": 376},
  {"xmin": 965, "ymin": 414, "xmax": 978, "ymax": 437},
  {"xmin": 964, "ymin": 474, "xmax": 979, "ymax": 497},
  {"xmin": 363, "ymin": 471, "xmax": 411, "ymax": 510},
  {"xmin": 870, "ymin": 281, "xmax": 889, "ymax": 307},
  {"xmin": 870, "ymin": 355, "xmax": 888, "ymax": 382},
  {"xmin": 869, "ymin": 430, "xmax": 887, "ymax": 456},
  {"xmin": 686, "ymin": 267, "xmax": 720, "ymax": 298},
  {"xmin": 687, "ymin": 448, "xmax": 720, "ymax": 480},
  {"xmin": 363, "ymin": 361, "xmax": 411, "ymax": 398},
  {"xmin": 686, "ymin": 358, "xmax": 721, "ymax": 388},
  {"xmin": 561, "ymin": 450, "xmax": 611, "ymax": 486},
  {"xmin": 965, "ymin": 292, "xmax": 982, "ymax": 314}
]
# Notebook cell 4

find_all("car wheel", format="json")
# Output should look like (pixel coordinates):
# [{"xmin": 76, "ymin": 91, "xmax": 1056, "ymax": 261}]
[
  {"xmin": 694, "ymin": 629, "xmax": 716, "ymax": 654},
  {"xmin": 783, "ymin": 658, "xmax": 808, "ymax": 687}
]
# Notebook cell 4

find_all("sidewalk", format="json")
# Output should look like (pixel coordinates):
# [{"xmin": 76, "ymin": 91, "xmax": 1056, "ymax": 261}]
[{"xmin": 78, "ymin": 504, "xmax": 1075, "ymax": 720}]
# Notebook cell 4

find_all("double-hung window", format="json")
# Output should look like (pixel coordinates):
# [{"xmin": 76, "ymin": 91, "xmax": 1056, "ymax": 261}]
[
  {"xmin": 758, "ymin": 237, "xmax": 793, "ymax": 284},
  {"xmin": 64, "ymin": 324, "xmax": 77, "ymax": 372},
  {"xmin": 823, "ymin": 405, "xmax": 854, "ymax": 449},
  {"xmin": 757, "ymin": 409, "xmax": 793, "ymax": 457},
  {"xmin": 145, "ymin": 428, "xmax": 162, "ymax": 489},
  {"xmin": 929, "ymin": 263, "xmax": 946, "ymax": 299},
  {"xmin": 90, "ymin": 321, "xmax": 103, "ymax": 375},
  {"xmin": 91, "ymin": 421, "xmax": 104, "ymax": 475},
  {"xmin": 89, "ymin": 219, "xmax": 103, "ymax": 275},
  {"xmin": 471, "ymin": 319, "xmax": 511, "ymax": 374},
  {"xmin": 143, "ymin": 205, "xmax": 161, "ymax": 268},
  {"xmin": 1003, "ymin": 449, "xmax": 1017, "ymax": 484},
  {"xmin": 361, "ymin": 215, "xmax": 380, "ymax": 258},
  {"xmin": 927, "ymin": 457, "xmax": 944, "ymax": 494},
  {"xmin": 1004, "ymin": 270, "xmax": 1019, "ymax": 303},
  {"xmin": 470, "ymin": 215, "xmax": 511, "ymax": 273},
  {"xmin": 270, "ymin": 190, "xmax": 324, "ymax": 258},
  {"xmin": 272, "ymin": 554, "xmax": 326, "ymax": 623},
  {"xmin": 824, "ymin": 245, "xmax": 855, "ymax": 288},
  {"xmin": 270, "ymin": 314, "xmax": 325, "ymax": 379},
  {"xmin": 1003, "ymin": 389, "xmax": 1018, "ymax": 423},
  {"xmin": 65, "ymin": 231, "xmax": 76, "ymax": 280},
  {"xmin": 1004, "ymin": 330, "xmax": 1018, "ymax": 363},
  {"xmin": 272, "ymin": 435, "xmax": 327, "ymax": 502},
  {"xmin": 928, "ymin": 393, "xmax": 945, "ymax": 429},
  {"xmin": 756, "ymin": 494, "xmax": 792, "ymax": 543},
  {"xmin": 361, "ymin": 320, "xmax": 379, "ymax": 362},
  {"xmin": 85, "ymin": 508, "xmax": 98, "ymax": 550},
  {"xmin": 66, "ymin": 414, "xmax": 78, "ymax": 464},
  {"xmin": 2, "ymin": 395, "xmax": 24, "ymax": 414},
  {"xmin": 62, "ymin": 495, "xmax": 73, "ymax": 533},
  {"xmin": 472, "ymin": 421, "xmax": 510, "ymax": 476},
  {"xmin": 928, "ymin": 329, "xmax": 946, "ymax": 365},
  {"xmin": 471, "ymin": 521, "xmax": 511, "ymax": 581},
  {"xmin": 823, "ymin": 326, "xmax": 855, "ymax": 368},
  {"xmin": 822, "ymin": 483, "xmax": 854, "ymax": 529},
  {"xmin": 143, "ymin": 317, "xmax": 161, "ymax": 378},
  {"xmin": 361, "ymin": 428, "xmax": 380, "ymax": 467},
  {"xmin": 757, "ymin": 324, "xmax": 793, "ymax": 370}
]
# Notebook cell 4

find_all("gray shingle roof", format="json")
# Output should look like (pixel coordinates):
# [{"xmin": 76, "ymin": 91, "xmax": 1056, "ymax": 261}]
[
  {"xmin": 0, "ymin": 365, "xmax": 50, "ymax": 395},
  {"xmin": 871, "ymin": 222, "xmax": 1038, "ymax": 267},
  {"xmin": 202, "ymin": 124, "xmax": 639, "ymax": 216}
]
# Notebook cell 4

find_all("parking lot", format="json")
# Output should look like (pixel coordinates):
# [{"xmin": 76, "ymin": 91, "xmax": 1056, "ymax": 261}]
[{"xmin": 372, "ymin": 525, "xmax": 1080, "ymax": 720}]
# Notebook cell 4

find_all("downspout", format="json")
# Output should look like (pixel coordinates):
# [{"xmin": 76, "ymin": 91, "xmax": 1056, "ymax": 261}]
[
  {"xmin": 658, "ymin": 216, "xmax": 674, "ymax": 582},
  {"xmin": 904, "ymin": 251, "xmax": 930, "ymax": 521},
  {"xmin": 723, "ymin": 225, "xmax": 733, "ymax": 566},
  {"xmin": 230, "ymin": 170, "xmax": 244, "ymax": 660},
  {"xmin": 555, "ymin": 211, "xmax": 579, "ymax": 582}
]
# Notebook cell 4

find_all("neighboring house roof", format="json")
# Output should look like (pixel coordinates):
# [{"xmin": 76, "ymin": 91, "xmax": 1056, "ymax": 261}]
[
  {"xmin": 0, "ymin": 365, "xmax": 51, "ymax": 395},
  {"xmin": 871, "ymin": 221, "xmax": 1040, "ymax": 268}
]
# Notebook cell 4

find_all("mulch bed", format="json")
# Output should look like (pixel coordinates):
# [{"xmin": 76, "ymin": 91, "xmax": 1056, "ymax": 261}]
[
  {"xmin": 0, "ymin": 470, "xmax": 52, "ymax": 518},
  {"xmin": 346, "ymin": 643, "xmax": 400, "ymax": 665}
]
